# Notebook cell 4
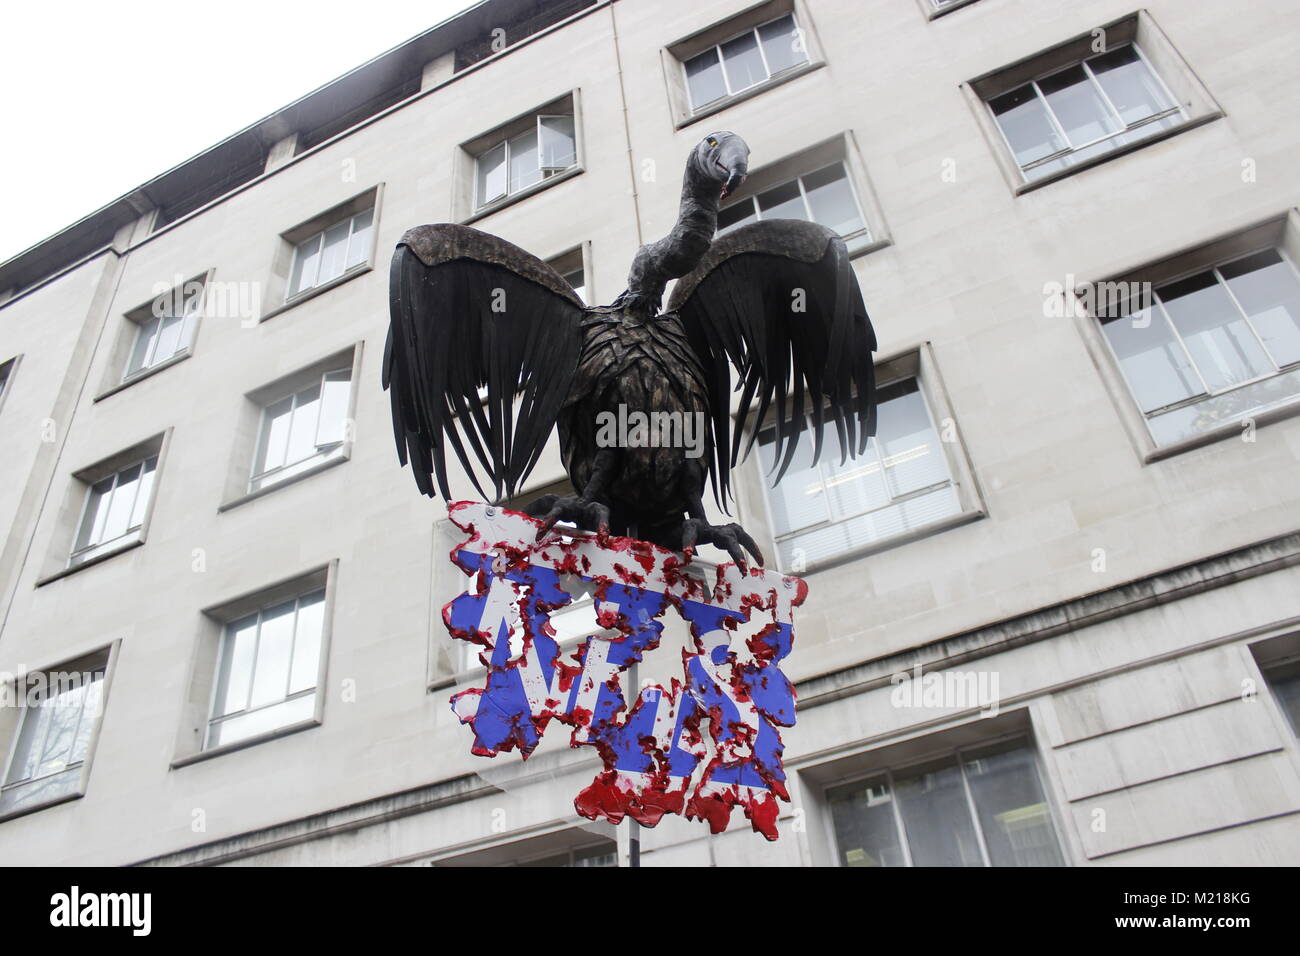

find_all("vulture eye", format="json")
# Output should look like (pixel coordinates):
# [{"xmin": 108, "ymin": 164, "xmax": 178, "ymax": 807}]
[{"xmin": 707, "ymin": 137, "xmax": 718, "ymax": 148}]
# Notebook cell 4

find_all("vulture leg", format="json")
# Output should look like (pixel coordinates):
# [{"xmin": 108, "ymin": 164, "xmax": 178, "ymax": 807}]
[
  {"xmin": 678, "ymin": 461, "xmax": 764, "ymax": 570},
  {"xmin": 525, "ymin": 448, "xmax": 616, "ymax": 538}
]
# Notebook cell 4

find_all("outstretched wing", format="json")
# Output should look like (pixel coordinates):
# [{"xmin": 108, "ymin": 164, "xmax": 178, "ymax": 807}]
[
  {"xmin": 667, "ymin": 219, "xmax": 877, "ymax": 505},
  {"xmin": 383, "ymin": 223, "xmax": 587, "ymax": 502}
]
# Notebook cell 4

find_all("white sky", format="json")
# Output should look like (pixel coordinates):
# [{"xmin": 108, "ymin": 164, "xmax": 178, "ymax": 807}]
[{"xmin": 0, "ymin": 0, "xmax": 483, "ymax": 263}]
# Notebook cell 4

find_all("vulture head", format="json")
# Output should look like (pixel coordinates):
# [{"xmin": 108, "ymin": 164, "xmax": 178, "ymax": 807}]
[{"xmin": 691, "ymin": 130, "xmax": 750, "ymax": 199}]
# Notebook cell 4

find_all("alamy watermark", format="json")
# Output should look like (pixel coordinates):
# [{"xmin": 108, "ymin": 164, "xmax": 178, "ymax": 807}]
[
  {"xmin": 1043, "ymin": 274, "xmax": 1154, "ymax": 322},
  {"xmin": 890, "ymin": 663, "xmax": 1001, "ymax": 717},
  {"xmin": 595, "ymin": 404, "xmax": 706, "ymax": 459},
  {"xmin": 151, "ymin": 274, "xmax": 262, "ymax": 327}
]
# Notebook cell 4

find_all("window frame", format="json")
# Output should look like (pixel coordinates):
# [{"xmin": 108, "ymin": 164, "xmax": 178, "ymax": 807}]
[
  {"xmin": 1073, "ymin": 210, "xmax": 1300, "ymax": 463},
  {"xmin": 0, "ymin": 354, "xmax": 18, "ymax": 417},
  {"xmin": 247, "ymin": 365, "xmax": 353, "ymax": 494},
  {"xmin": 984, "ymin": 42, "xmax": 1184, "ymax": 184},
  {"xmin": 681, "ymin": 12, "xmax": 811, "ymax": 115},
  {"xmin": 823, "ymin": 734, "xmax": 1069, "ymax": 868},
  {"xmin": 718, "ymin": 160, "xmax": 870, "ymax": 244},
  {"xmin": 67, "ymin": 453, "xmax": 160, "ymax": 568},
  {"xmin": 740, "ymin": 344, "xmax": 985, "ymax": 574},
  {"xmin": 0, "ymin": 644, "xmax": 118, "ymax": 823},
  {"xmin": 286, "ymin": 207, "xmax": 375, "ymax": 301}
]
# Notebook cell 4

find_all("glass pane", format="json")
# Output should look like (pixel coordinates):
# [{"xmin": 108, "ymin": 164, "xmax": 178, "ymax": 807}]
[
  {"xmin": 990, "ymin": 84, "xmax": 1067, "ymax": 168},
  {"xmin": 289, "ymin": 592, "xmax": 325, "ymax": 695},
  {"xmin": 561, "ymin": 268, "xmax": 585, "ymax": 304},
  {"xmin": 284, "ymin": 384, "xmax": 323, "ymax": 466},
  {"xmin": 717, "ymin": 199, "xmax": 758, "ymax": 235},
  {"xmin": 36, "ymin": 680, "xmax": 89, "ymax": 777},
  {"xmin": 7, "ymin": 697, "xmax": 51, "ymax": 783},
  {"xmin": 963, "ymin": 743, "xmax": 1064, "ymax": 866},
  {"xmin": 538, "ymin": 115, "xmax": 576, "ymax": 169},
  {"xmin": 345, "ymin": 208, "xmax": 374, "ymax": 270},
  {"xmin": 508, "ymin": 127, "xmax": 542, "ymax": 194},
  {"xmin": 249, "ymin": 600, "xmax": 297, "ymax": 708},
  {"xmin": 153, "ymin": 313, "xmax": 184, "ymax": 364},
  {"xmin": 757, "ymin": 179, "xmax": 806, "ymax": 221},
  {"xmin": 126, "ymin": 316, "xmax": 160, "ymax": 375},
  {"xmin": 214, "ymin": 615, "xmax": 259, "ymax": 718},
  {"xmin": 1158, "ymin": 271, "xmax": 1273, "ymax": 391},
  {"xmin": 875, "ymin": 383, "xmax": 949, "ymax": 498},
  {"xmin": 315, "ymin": 370, "xmax": 352, "ymax": 447},
  {"xmin": 828, "ymin": 778, "xmax": 906, "ymax": 866},
  {"xmin": 74, "ymin": 476, "xmax": 115, "ymax": 552},
  {"xmin": 0, "ymin": 767, "xmax": 81, "ymax": 814},
  {"xmin": 317, "ymin": 219, "xmax": 351, "ymax": 286},
  {"xmin": 1102, "ymin": 310, "xmax": 1203, "ymax": 412},
  {"xmin": 1220, "ymin": 250, "xmax": 1300, "ymax": 368},
  {"xmin": 477, "ymin": 143, "xmax": 507, "ymax": 206},
  {"xmin": 802, "ymin": 164, "xmax": 865, "ymax": 237},
  {"xmin": 127, "ymin": 457, "xmax": 157, "ymax": 530},
  {"xmin": 1089, "ymin": 45, "xmax": 1173, "ymax": 125},
  {"xmin": 685, "ymin": 47, "xmax": 727, "ymax": 109},
  {"xmin": 69, "ymin": 676, "xmax": 104, "ymax": 765},
  {"xmin": 1147, "ymin": 365, "xmax": 1300, "ymax": 445},
  {"xmin": 207, "ymin": 694, "xmax": 315, "ymax": 749},
  {"xmin": 762, "ymin": 426, "xmax": 832, "ymax": 535},
  {"xmin": 757, "ymin": 15, "xmax": 805, "ymax": 76},
  {"xmin": 719, "ymin": 30, "xmax": 766, "ymax": 92},
  {"xmin": 289, "ymin": 233, "xmax": 323, "ymax": 296},
  {"xmin": 1038, "ymin": 65, "xmax": 1121, "ymax": 147},
  {"xmin": 254, "ymin": 396, "xmax": 294, "ymax": 478},
  {"xmin": 894, "ymin": 759, "xmax": 985, "ymax": 866},
  {"xmin": 100, "ymin": 463, "xmax": 142, "ymax": 543}
]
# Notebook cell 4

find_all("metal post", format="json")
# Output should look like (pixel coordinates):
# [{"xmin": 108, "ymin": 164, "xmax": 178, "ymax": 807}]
[{"xmin": 627, "ymin": 521, "xmax": 640, "ymax": 869}]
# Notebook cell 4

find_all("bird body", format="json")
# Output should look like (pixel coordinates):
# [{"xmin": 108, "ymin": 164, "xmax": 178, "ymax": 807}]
[{"xmin": 384, "ymin": 132, "xmax": 879, "ymax": 566}]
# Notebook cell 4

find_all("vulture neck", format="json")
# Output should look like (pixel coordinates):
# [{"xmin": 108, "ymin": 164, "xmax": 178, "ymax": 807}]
[{"xmin": 621, "ymin": 159, "xmax": 721, "ymax": 322}]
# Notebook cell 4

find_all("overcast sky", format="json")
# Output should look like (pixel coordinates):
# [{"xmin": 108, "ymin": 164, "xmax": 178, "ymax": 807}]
[{"xmin": 0, "ymin": 0, "xmax": 482, "ymax": 263}]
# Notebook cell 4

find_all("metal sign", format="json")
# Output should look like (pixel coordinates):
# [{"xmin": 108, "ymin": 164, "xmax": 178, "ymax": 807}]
[{"xmin": 443, "ymin": 502, "xmax": 805, "ymax": 841}]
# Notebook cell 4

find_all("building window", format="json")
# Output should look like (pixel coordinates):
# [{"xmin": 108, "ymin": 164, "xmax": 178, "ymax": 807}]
[
  {"xmin": 683, "ymin": 13, "xmax": 808, "ymax": 113},
  {"xmin": 0, "ymin": 356, "xmax": 15, "ymax": 408},
  {"xmin": 288, "ymin": 208, "xmax": 374, "ymax": 298},
  {"xmin": 718, "ymin": 161, "xmax": 866, "ymax": 239},
  {"xmin": 1, "ymin": 654, "xmax": 108, "ymax": 816},
  {"xmin": 987, "ymin": 43, "xmax": 1181, "ymax": 183},
  {"xmin": 762, "ymin": 377, "xmax": 960, "ymax": 568},
  {"xmin": 124, "ymin": 285, "xmax": 202, "ymax": 380},
  {"xmin": 70, "ymin": 455, "xmax": 158, "ymax": 567},
  {"xmin": 250, "ymin": 367, "xmax": 352, "ymax": 492},
  {"xmin": 1099, "ymin": 247, "xmax": 1300, "ymax": 446},
  {"xmin": 475, "ymin": 114, "xmax": 577, "ymax": 209},
  {"xmin": 547, "ymin": 248, "xmax": 587, "ymax": 304},
  {"xmin": 207, "ymin": 588, "xmax": 325, "ymax": 749},
  {"xmin": 1262, "ymin": 659, "xmax": 1300, "ymax": 737},
  {"xmin": 827, "ymin": 739, "xmax": 1065, "ymax": 867},
  {"xmin": 516, "ymin": 841, "xmax": 618, "ymax": 868}
]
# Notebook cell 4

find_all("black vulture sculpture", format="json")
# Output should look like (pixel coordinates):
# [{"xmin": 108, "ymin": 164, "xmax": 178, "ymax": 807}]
[{"xmin": 383, "ymin": 131, "xmax": 877, "ymax": 568}]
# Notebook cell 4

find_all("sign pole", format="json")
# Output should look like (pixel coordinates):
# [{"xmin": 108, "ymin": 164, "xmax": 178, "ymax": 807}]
[{"xmin": 627, "ymin": 521, "xmax": 640, "ymax": 869}]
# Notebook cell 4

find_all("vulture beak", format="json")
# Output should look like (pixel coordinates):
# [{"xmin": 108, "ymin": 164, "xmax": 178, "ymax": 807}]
[{"xmin": 713, "ymin": 134, "xmax": 750, "ymax": 199}]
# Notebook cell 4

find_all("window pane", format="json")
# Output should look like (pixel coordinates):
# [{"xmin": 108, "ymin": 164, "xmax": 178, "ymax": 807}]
[
  {"xmin": 719, "ymin": 30, "xmax": 766, "ymax": 92},
  {"xmin": 1220, "ymin": 250, "xmax": 1300, "ymax": 368},
  {"xmin": 538, "ymin": 115, "xmax": 576, "ymax": 169},
  {"xmin": 561, "ymin": 268, "xmax": 585, "ymax": 304},
  {"xmin": 1266, "ymin": 661, "xmax": 1300, "ymax": 737},
  {"xmin": 894, "ymin": 759, "xmax": 985, "ymax": 866},
  {"xmin": 68, "ymin": 676, "xmax": 104, "ymax": 766},
  {"xmin": 249, "ymin": 600, "xmax": 297, "ymax": 709},
  {"xmin": 508, "ymin": 128, "xmax": 542, "ymax": 194},
  {"xmin": 1158, "ymin": 271, "xmax": 1273, "ymax": 391},
  {"xmin": 126, "ymin": 316, "xmax": 160, "ymax": 375},
  {"xmin": 0, "ymin": 767, "xmax": 82, "ymax": 814},
  {"xmin": 35, "ymin": 681, "xmax": 90, "ymax": 778},
  {"xmin": 153, "ymin": 313, "xmax": 185, "ymax": 364},
  {"xmin": 345, "ymin": 208, "xmax": 374, "ymax": 270},
  {"xmin": 128, "ymin": 457, "xmax": 157, "ymax": 530},
  {"xmin": 1147, "ymin": 365, "xmax": 1300, "ymax": 445},
  {"xmin": 254, "ymin": 396, "xmax": 294, "ymax": 478},
  {"xmin": 289, "ymin": 593, "xmax": 325, "ymax": 695},
  {"xmin": 315, "ymin": 370, "xmax": 352, "ymax": 447},
  {"xmin": 717, "ymin": 199, "xmax": 758, "ymax": 235},
  {"xmin": 803, "ymin": 163, "xmax": 865, "ymax": 237},
  {"xmin": 207, "ymin": 694, "xmax": 315, "ymax": 749},
  {"xmin": 1038, "ymin": 65, "xmax": 1121, "ymax": 147},
  {"xmin": 875, "ymin": 383, "xmax": 948, "ymax": 497},
  {"xmin": 317, "ymin": 219, "xmax": 351, "ymax": 286},
  {"xmin": 74, "ymin": 476, "xmax": 115, "ymax": 553},
  {"xmin": 990, "ymin": 84, "xmax": 1066, "ymax": 168},
  {"xmin": 214, "ymin": 615, "xmax": 258, "ymax": 718},
  {"xmin": 685, "ymin": 48, "xmax": 727, "ymax": 109},
  {"xmin": 1089, "ymin": 45, "xmax": 1173, "ymax": 125},
  {"xmin": 757, "ymin": 15, "xmax": 805, "ymax": 76},
  {"xmin": 762, "ymin": 426, "xmax": 833, "ymax": 535},
  {"xmin": 1102, "ymin": 309, "xmax": 1204, "ymax": 412},
  {"xmin": 477, "ymin": 143, "xmax": 507, "ymax": 206},
  {"xmin": 100, "ymin": 463, "xmax": 142, "ymax": 543},
  {"xmin": 756, "ymin": 179, "xmax": 806, "ymax": 221},
  {"xmin": 964, "ymin": 743, "xmax": 1064, "ymax": 866},
  {"xmin": 289, "ymin": 234, "xmax": 323, "ymax": 296},
  {"xmin": 8, "ymin": 697, "xmax": 51, "ymax": 784},
  {"xmin": 285, "ymin": 384, "xmax": 323, "ymax": 467},
  {"xmin": 828, "ymin": 778, "xmax": 906, "ymax": 866}
]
